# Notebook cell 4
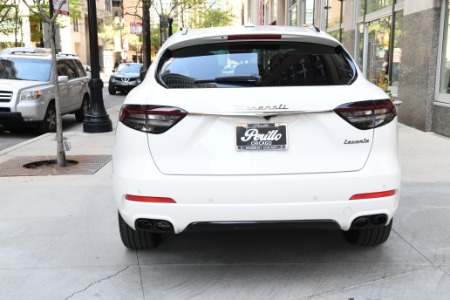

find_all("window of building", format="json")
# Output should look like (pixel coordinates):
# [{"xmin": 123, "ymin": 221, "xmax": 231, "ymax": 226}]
[
  {"xmin": 326, "ymin": 0, "xmax": 345, "ymax": 42},
  {"xmin": 351, "ymin": 0, "xmax": 402, "ymax": 91},
  {"xmin": 367, "ymin": 17, "xmax": 391, "ymax": 85},
  {"xmin": 105, "ymin": 0, "xmax": 112, "ymax": 12},
  {"xmin": 304, "ymin": 0, "xmax": 314, "ymax": 25},
  {"xmin": 327, "ymin": 0, "xmax": 341, "ymax": 28},
  {"xmin": 290, "ymin": 0, "xmax": 298, "ymax": 26},
  {"xmin": 438, "ymin": 0, "xmax": 450, "ymax": 101},
  {"xmin": 366, "ymin": 0, "xmax": 393, "ymax": 14},
  {"xmin": 359, "ymin": 0, "xmax": 366, "ymax": 17},
  {"xmin": 355, "ymin": 23, "xmax": 365, "ymax": 70},
  {"xmin": 272, "ymin": 0, "xmax": 278, "ymax": 23},
  {"xmin": 73, "ymin": 18, "xmax": 79, "ymax": 32},
  {"xmin": 391, "ymin": 10, "xmax": 402, "ymax": 87}
]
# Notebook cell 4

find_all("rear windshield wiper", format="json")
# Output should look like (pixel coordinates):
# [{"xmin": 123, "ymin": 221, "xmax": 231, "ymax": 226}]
[{"xmin": 195, "ymin": 75, "xmax": 261, "ymax": 86}]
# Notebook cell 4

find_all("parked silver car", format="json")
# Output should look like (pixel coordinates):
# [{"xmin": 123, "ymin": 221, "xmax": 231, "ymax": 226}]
[{"xmin": 0, "ymin": 47, "xmax": 90, "ymax": 133}]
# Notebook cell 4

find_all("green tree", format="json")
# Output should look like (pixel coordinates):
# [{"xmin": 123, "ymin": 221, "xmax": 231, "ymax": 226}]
[
  {"xmin": 69, "ymin": 0, "xmax": 82, "ymax": 22},
  {"xmin": 0, "ymin": 0, "xmax": 17, "ymax": 35},
  {"xmin": 98, "ymin": 19, "xmax": 139, "ymax": 51},
  {"xmin": 152, "ymin": 0, "xmax": 205, "ymax": 45},
  {"xmin": 150, "ymin": 24, "xmax": 160, "ymax": 54},
  {"xmin": 27, "ymin": 0, "xmax": 83, "ymax": 47},
  {"xmin": 0, "ymin": 0, "xmax": 24, "ymax": 48},
  {"xmin": 188, "ymin": 7, "xmax": 234, "ymax": 28}
]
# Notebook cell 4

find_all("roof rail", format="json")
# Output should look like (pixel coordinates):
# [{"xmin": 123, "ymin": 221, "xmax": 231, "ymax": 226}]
[
  {"xmin": 57, "ymin": 53, "xmax": 77, "ymax": 57},
  {"xmin": 1, "ymin": 47, "xmax": 51, "ymax": 55}
]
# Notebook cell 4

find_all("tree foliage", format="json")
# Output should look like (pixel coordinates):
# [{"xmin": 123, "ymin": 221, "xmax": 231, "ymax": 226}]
[
  {"xmin": 69, "ymin": 0, "xmax": 83, "ymax": 22},
  {"xmin": 0, "ymin": 0, "xmax": 82, "ymax": 48},
  {"xmin": 188, "ymin": 6, "xmax": 234, "ymax": 28},
  {"xmin": 98, "ymin": 18, "xmax": 141, "ymax": 53},
  {"xmin": 151, "ymin": 0, "xmax": 235, "ymax": 46},
  {"xmin": 0, "ymin": 0, "xmax": 20, "ymax": 36}
]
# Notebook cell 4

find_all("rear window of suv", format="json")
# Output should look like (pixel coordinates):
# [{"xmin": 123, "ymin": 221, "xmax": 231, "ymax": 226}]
[{"xmin": 158, "ymin": 42, "xmax": 356, "ymax": 88}]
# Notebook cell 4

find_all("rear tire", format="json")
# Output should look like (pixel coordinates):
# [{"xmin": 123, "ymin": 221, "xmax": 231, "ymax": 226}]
[
  {"xmin": 118, "ymin": 212, "xmax": 160, "ymax": 249},
  {"xmin": 344, "ymin": 219, "xmax": 392, "ymax": 246},
  {"xmin": 75, "ymin": 95, "xmax": 90, "ymax": 122},
  {"xmin": 36, "ymin": 103, "xmax": 56, "ymax": 134}
]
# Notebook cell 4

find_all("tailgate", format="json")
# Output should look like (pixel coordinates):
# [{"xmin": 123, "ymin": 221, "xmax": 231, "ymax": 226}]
[{"xmin": 146, "ymin": 86, "xmax": 374, "ymax": 175}]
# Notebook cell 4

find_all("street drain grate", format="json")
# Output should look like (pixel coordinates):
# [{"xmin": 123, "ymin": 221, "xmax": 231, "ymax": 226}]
[{"xmin": 0, "ymin": 155, "xmax": 111, "ymax": 176}]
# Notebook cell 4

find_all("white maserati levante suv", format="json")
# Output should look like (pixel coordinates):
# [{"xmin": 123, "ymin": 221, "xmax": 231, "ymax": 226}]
[{"xmin": 113, "ymin": 25, "xmax": 400, "ymax": 249}]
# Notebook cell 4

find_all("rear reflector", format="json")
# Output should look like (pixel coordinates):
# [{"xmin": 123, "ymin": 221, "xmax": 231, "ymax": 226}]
[
  {"xmin": 228, "ymin": 34, "xmax": 282, "ymax": 40},
  {"xmin": 350, "ymin": 190, "xmax": 396, "ymax": 200},
  {"xmin": 334, "ymin": 100, "xmax": 397, "ymax": 130},
  {"xmin": 119, "ymin": 105, "xmax": 187, "ymax": 133},
  {"xmin": 125, "ymin": 194, "xmax": 176, "ymax": 203}
]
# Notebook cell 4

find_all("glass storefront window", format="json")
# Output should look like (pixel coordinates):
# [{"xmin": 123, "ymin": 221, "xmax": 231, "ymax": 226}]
[
  {"xmin": 355, "ymin": 23, "xmax": 365, "ymax": 70},
  {"xmin": 359, "ymin": 0, "xmax": 366, "ymax": 17},
  {"xmin": 272, "ymin": 0, "xmax": 277, "ymax": 24},
  {"xmin": 327, "ymin": 0, "xmax": 342, "ymax": 28},
  {"xmin": 440, "ymin": 1, "xmax": 450, "ymax": 95},
  {"xmin": 290, "ymin": 2, "xmax": 297, "ymax": 26},
  {"xmin": 391, "ymin": 11, "xmax": 403, "ymax": 86},
  {"xmin": 328, "ymin": 30, "xmax": 339, "ymax": 40},
  {"xmin": 367, "ymin": 17, "xmax": 391, "ymax": 84},
  {"xmin": 367, "ymin": 0, "xmax": 393, "ymax": 14},
  {"xmin": 305, "ymin": 0, "xmax": 314, "ymax": 25}
]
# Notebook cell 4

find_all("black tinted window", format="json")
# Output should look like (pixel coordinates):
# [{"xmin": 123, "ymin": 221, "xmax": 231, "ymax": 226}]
[
  {"xmin": 158, "ymin": 42, "xmax": 356, "ymax": 88},
  {"xmin": 64, "ymin": 60, "xmax": 78, "ymax": 79},
  {"xmin": 57, "ymin": 60, "xmax": 78, "ymax": 79},
  {"xmin": 73, "ymin": 59, "xmax": 87, "ymax": 77}
]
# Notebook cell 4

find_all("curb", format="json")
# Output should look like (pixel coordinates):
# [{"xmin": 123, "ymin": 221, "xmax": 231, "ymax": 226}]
[{"xmin": 0, "ymin": 105, "xmax": 120, "ymax": 157}]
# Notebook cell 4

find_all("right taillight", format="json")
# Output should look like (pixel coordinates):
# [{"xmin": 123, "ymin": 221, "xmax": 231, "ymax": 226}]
[
  {"xmin": 119, "ymin": 105, "xmax": 187, "ymax": 133},
  {"xmin": 334, "ymin": 100, "xmax": 397, "ymax": 130}
]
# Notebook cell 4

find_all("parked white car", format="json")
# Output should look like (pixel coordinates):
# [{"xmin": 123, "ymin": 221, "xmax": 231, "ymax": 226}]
[
  {"xmin": 0, "ymin": 47, "xmax": 90, "ymax": 133},
  {"xmin": 113, "ymin": 26, "xmax": 401, "ymax": 249}
]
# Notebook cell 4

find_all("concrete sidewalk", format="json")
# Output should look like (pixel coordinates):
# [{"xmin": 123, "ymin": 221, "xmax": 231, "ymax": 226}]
[{"xmin": 0, "ymin": 119, "xmax": 450, "ymax": 300}]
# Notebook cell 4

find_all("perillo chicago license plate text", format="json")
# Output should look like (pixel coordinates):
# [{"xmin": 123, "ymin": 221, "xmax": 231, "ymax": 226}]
[{"xmin": 236, "ymin": 123, "xmax": 288, "ymax": 150}]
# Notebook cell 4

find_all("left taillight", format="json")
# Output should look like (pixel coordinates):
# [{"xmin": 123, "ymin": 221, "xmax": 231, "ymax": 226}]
[
  {"xmin": 119, "ymin": 105, "xmax": 187, "ymax": 133},
  {"xmin": 334, "ymin": 100, "xmax": 397, "ymax": 130}
]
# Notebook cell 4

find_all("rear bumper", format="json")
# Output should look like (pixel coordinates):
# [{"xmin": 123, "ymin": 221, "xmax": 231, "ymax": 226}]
[
  {"xmin": 114, "ymin": 177, "xmax": 399, "ymax": 233},
  {"xmin": 113, "ymin": 123, "xmax": 401, "ymax": 234}
]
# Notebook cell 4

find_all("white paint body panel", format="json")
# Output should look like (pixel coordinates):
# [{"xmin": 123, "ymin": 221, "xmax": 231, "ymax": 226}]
[{"xmin": 112, "ymin": 26, "xmax": 401, "ymax": 233}]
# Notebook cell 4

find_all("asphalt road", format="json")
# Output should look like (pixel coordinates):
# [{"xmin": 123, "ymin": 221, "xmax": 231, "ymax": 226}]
[{"xmin": 0, "ymin": 88, "xmax": 125, "ymax": 152}]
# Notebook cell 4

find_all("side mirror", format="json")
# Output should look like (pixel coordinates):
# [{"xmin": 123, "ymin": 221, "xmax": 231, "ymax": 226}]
[{"xmin": 58, "ymin": 75, "xmax": 69, "ymax": 83}]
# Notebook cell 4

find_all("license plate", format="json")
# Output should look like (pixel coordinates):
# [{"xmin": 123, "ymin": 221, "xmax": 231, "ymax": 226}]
[{"xmin": 236, "ymin": 123, "xmax": 288, "ymax": 151}]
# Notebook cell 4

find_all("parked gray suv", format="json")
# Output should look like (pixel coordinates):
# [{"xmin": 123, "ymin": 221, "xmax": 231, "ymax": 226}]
[{"xmin": 0, "ymin": 47, "xmax": 90, "ymax": 133}]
